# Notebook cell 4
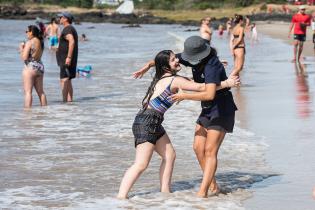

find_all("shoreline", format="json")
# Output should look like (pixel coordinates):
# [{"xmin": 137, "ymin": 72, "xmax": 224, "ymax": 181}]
[
  {"xmin": 257, "ymin": 21, "xmax": 314, "ymax": 57},
  {"xmin": 1, "ymin": 4, "xmax": 315, "ymax": 27}
]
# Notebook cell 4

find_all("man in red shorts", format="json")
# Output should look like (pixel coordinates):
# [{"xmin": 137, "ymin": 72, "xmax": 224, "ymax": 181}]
[{"xmin": 288, "ymin": 5, "xmax": 311, "ymax": 62}]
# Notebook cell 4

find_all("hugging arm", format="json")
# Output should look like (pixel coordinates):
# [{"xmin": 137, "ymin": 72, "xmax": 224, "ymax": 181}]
[{"xmin": 173, "ymin": 76, "xmax": 240, "ymax": 92}]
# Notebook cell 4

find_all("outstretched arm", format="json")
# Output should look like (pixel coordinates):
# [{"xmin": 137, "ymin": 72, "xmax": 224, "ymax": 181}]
[{"xmin": 133, "ymin": 60, "xmax": 155, "ymax": 79}]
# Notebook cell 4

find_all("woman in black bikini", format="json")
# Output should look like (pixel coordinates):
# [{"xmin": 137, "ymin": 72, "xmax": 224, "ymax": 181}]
[{"xmin": 230, "ymin": 14, "xmax": 245, "ymax": 77}]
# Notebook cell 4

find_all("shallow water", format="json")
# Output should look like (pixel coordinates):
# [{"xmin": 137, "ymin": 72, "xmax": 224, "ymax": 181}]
[{"xmin": 0, "ymin": 20, "xmax": 277, "ymax": 209}]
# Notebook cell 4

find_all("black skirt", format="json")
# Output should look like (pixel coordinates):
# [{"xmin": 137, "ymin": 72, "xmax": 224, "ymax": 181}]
[{"xmin": 132, "ymin": 109, "xmax": 166, "ymax": 147}]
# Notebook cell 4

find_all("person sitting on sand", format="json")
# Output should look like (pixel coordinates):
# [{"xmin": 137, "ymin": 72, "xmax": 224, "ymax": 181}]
[
  {"xmin": 200, "ymin": 17, "xmax": 212, "ymax": 44},
  {"xmin": 288, "ymin": 5, "xmax": 311, "ymax": 62},
  {"xmin": 117, "ymin": 49, "xmax": 240, "ymax": 199}
]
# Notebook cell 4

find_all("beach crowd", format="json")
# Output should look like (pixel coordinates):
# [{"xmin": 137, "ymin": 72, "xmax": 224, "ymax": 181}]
[{"xmin": 18, "ymin": 3, "xmax": 315, "ymax": 200}]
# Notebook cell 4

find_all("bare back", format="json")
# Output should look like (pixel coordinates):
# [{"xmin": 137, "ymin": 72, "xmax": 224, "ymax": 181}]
[
  {"xmin": 200, "ymin": 24, "xmax": 212, "ymax": 42},
  {"xmin": 47, "ymin": 23, "xmax": 59, "ymax": 37},
  {"xmin": 29, "ymin": 38, "xmax": 43, "ymax": 61}
]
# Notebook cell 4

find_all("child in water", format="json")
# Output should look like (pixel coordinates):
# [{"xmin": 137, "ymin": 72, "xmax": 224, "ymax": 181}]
[
  {"xmin": 218, "ymin": 24, "xmax": 224, "ymax": 37},
  {"xmin": 117, "ymin": 50, "xmax": 239, "ymax": 199}
]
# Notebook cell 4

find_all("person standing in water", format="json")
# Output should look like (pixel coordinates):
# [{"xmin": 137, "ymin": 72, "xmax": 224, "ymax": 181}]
[
  {"xmin": 19, "ymin": 25, "xmax": 47, "ymax": 108},
  {"xmin": 118, "ymin": 50, "xmax": 239, "ymax": 199},
  {"xmin": 230, "ymin": 14, "xmax": 245, "ymax": 77},
  {"xmin": 56, "ymin": 12, "xmax": 78, "ymax": 102},
  {"xmin": 45, "ymin": 17, "xmax": 60, "ymax": 50},
  {"xmin": 312, "ymin": 14, "xmax": 315, "ymax": 55},
  {"xmin": 200, "ymin": 17, "xmax": 212, "ymax": 44},
  {"xmin": 288, "ymin": 5, "xmax": 311, "ymax": 62},
  {"xmin": 133, "ymin": 36, "xmax": 238, "ymax": 198}
]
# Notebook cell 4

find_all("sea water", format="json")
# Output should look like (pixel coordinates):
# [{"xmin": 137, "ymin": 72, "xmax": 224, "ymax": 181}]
[{"xmin": 0, "ymin": 20, "xmax": 274, "ymax": 209}]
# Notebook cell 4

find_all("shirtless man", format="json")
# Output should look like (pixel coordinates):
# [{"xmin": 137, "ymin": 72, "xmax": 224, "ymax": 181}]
[
  {"xmin": 46, "ymin": 17, "xmax": 60, "ymax": 50},
  {"xmin": 200, "ymin": 17, "xmax": 212, "ymax": 44}
]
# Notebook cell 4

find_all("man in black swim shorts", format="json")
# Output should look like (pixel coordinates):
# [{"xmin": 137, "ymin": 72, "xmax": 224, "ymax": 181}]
[{"xmin": 56, "ymin": 12, "xmax": 78, "ymax": 102}]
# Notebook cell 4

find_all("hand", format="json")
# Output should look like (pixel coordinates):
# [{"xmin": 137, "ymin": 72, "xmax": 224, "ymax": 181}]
[
  {"xmin": 19, "ymin": 42, "xmax": 25, "ymax": 52},
  {"xmin": 132, "ymin": 69, "xmax": 146, "ymax": 79},
  {"xmin": 226, "ymin": 76, "xmax": 241, "ymax": 87},
  {"xmin": 65, "ymin": 57, "xmax": 71, "ymax": 66},
  {"xmin": 169, "ymin": 88, "xmax": 185, "ymax": 104},
  {"xmin": 288, "ymin": 33, "xmax": 291, "ymax": 38},
  {"xmin": 230, "ymin": 49, "xmax": 234, "ymax": 56},
  {"xmin": 220, "ymin": 60, "xmax": 228, "ymax": 67}
]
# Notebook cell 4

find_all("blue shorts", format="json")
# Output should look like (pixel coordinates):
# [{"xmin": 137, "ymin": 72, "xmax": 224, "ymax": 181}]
[{"xmin": 49, "ymin": 36, "xmax": 58, "ymax": 47}]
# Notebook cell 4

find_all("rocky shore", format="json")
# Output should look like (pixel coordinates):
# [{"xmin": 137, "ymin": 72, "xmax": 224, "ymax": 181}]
[{"xmin": 0, "ymin": 5, "xmax": 293, "ymax": 27}]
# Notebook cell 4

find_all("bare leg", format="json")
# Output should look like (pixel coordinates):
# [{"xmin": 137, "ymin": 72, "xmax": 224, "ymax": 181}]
[
  {"xmin": 154, "ymin": 133, "xmax": 176, "ymax": 193},
  {"xmin": 22, "ymin": 69, "xmax": 35, "ymax": 108},
  {"xmin": 293, "ymin": 40, "xmax": 298, "ymax": 62},
  {"xmin": 297, "ymin": 41, "xmax": 304, "ymax": 61},
  {"xmin": 193, "ymin": 124, "xmax": 217, "ymax": 192},
  {"xmin": 117, "ymin": 142, "xmax": 155, "ymax": 199},
  {"xmin": 197, "ymin": 130, "xmax": 226, "ymax": 198},
  {"xmin": 60, "ymin": 78, "xmax": 70, "ymax": 102},
  {"xmin": 230, "ymin": 48, "xmax": 245, "ymax": 77},
  {"xmin": 34, "ymin": 74, "xmax": 47, "ymax": 106},
  {"xmin": 67, "ymin": 80, "xmax": 73, "ymax": 102}
]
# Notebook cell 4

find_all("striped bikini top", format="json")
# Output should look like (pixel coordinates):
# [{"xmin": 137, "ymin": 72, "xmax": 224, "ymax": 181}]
[{"xmin": 148, "ymin": 77, "xmax": 175, "ymax": 114}]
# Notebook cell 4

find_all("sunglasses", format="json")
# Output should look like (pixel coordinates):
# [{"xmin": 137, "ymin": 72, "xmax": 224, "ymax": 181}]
[{"xmin": 25, "ymin": 30, "xmax": 29, "ymax": 33}]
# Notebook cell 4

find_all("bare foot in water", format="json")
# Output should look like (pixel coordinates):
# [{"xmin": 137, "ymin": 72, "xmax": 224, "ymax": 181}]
[
  {"xmin": 312, "ymin": 187, "xmax": 315, "ymax": 199},
  {"xmin": 209, "ymin": 184, "xmax": 220, "ymax": 196},
  {"xmin": 196, "ymin": 191, "xmax": 208, "ymax": 198}
]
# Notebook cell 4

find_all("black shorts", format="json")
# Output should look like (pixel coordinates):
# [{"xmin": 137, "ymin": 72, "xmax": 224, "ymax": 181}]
[
  {"xmin": 132, "ymin": 109, "xmax": 165, "ymax": 147},
  {"xmin": 313, "ymin": 34, "xmax": 315, "ymax": 47},
  {"xmin": 294, "ymin": 34, "xmax": 306, "ymax": 42},
  {"xmin": 60, "ymin": 65, "xmax": 76, "ymax": 80},
  {"xmin": 196, "ymin": 114, "xmax": 235, "ymax": 133}
]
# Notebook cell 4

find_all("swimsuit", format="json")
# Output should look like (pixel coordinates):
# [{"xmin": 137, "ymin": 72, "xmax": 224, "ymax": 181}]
[
  {"xmin": 49, "ymin": 36, "xmax": 58, "ymax": 47},
  {"xmin": 24, "ymin": 41, "xmax": 44, "ymax": 75},
  {"xmin": 132, "ymin": 77, "xmax": 175, "ymax": 147},
  {"xmin": 233, "ymin": 34, "xmax": 245, "ymax": 49},
  {"xmin": 148, "ymin": 77, "xmax": 175, "ymax": 114}
]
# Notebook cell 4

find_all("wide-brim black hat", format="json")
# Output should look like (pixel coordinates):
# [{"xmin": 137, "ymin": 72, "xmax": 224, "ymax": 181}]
[{"xmin": 181, "ymin": 36, "xmax": 211, "ymax": 65}]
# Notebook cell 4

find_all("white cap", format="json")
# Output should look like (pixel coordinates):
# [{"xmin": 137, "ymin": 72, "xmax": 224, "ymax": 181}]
[{"xmin": 299, "ymin": 5, "xmax": 306, "ymax": 10}]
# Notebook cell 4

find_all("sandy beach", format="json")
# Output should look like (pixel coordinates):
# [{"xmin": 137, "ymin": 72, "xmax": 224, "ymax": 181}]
[{"xmin": 258, "ymin": 21, "xmax": 314, "ymax": 57}]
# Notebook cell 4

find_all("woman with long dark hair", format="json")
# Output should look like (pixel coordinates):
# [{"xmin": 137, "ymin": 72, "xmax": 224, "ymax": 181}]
[
  {"xmin": 133, "ymin": 36, "xmax": 238, "ymax": 198},
  {"xmin": 19, "ymin": 25, "xmax": 47, "ymax": 108},
  {"xmin": 230, "ymin": 14, "xmax": 245, "ymax": 77},
  {"xmin": 117, "ymin": 50, "xmax": 239, "ymax": 199}
]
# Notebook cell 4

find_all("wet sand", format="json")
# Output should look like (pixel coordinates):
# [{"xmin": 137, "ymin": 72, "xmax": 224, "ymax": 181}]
[
  {"xmin": 242, "ymin": 23, "xmax": 315, "ymax": 209},
  {"xmin": 257, "ymin": 21, "xmax": 314, "ymax": 57}
]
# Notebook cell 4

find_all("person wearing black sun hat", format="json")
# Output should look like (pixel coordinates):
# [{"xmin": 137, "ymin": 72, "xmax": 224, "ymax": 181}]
[{"xmin": 56, "ymin": 12, "xmax": 78, "ymax": 102}]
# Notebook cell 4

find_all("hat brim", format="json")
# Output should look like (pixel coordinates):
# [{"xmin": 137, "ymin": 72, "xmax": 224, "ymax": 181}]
[{"xmin": 181, "ymin": 44, "xmax": 211, "ymax": 65}]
